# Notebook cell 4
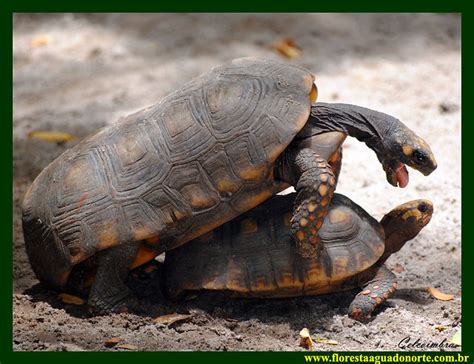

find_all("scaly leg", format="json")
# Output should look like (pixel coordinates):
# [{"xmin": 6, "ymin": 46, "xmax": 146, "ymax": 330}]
[
  {"xmin": 290, "ymin": 148, "xmax": 336, "ymax": 258},
  {"xmin": 88, "ymin": 242, "xmax": 140, "ymax": 315},
  {"xmin": 349, "ymin": 265, "xmax": 397, "ymax": 320}
]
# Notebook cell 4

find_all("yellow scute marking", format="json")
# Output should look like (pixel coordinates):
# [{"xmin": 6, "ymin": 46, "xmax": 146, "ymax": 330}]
[
  {"xmin": 277, "ymin": 271, "xmax": 298, "ymax": 288},
  {"xmin": 240, "ymin": 218, "xmax": 258, "ymax": 234},
  {"xmin": 331, "ymin": 256, "xmax": 350, "ymax": 280},
  {"xmin": 252, "ymin": 277, "xmax": 272, "ymax": 291},
  {"xmin": 65, "ymin": 160, "xmax": 89, "ymax": 189},
  {"xmin": 328, "ymin": 209, "xmax": 349, "ymax": 224},
  {"xmin": 97, "ymin": 224, "xmax": 119, "ymax": 250},
  {"xmin": 305, "ymin": 264, "xmax": 326, "ymax": 285},
  {"xmin": 265, "ymin": 143, "xmax": 286, "ymax": 164},
  {"xmin": 217, "ymin": 179, "xmax": 240, "ymax": 194},
  {"xmin": 225, "ymin": 259, "xmax": 246, "ymax": 292},
  {"xmin": 131, "ymin": 226, "xmax": 153, "ymax": 241},
  {"xmin": 238, "ymin": 166, "xmax": 265, "ymax": 181},
  {"xmin": 173, "ymin": 210, "xmax": 188, "ymax": 220},
  {"xmin": 190, "ymin": 193, "xmax": 215, "ymax": 209}
]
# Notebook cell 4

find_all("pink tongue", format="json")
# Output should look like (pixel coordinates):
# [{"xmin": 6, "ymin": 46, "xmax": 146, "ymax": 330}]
[{"xmin": 396, "ymin": 164, "xmax": 409, "ymax": 188}]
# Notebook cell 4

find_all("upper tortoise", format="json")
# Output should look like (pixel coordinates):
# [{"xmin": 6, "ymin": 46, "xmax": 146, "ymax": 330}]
[{"xmin": 22, "ymin": 57, "xmax": 437, "ymax": 314}]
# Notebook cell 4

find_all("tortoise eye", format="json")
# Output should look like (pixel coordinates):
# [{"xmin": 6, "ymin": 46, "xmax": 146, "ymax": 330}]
[
  {"xmin": 418, "ymin": 203, "xmax": 428, "ymax": 213},
  {"xmin": 412, "ymin": 150, "xmax": 426, "ymax": 164}
]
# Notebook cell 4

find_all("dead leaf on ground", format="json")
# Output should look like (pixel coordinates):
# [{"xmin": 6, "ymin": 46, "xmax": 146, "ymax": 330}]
[
  {"xmin": 427, "ymin": 287, "xmax": 454, "ymax": 301},
  {"xmin": 272, "ymin": 38, "xmax": 302, "ymax": 59},
  {"xmin": 28, "ymin": 130, "xmax": 77, "ymax": 144},
  {"xmin": 449, "ymin": 328, "xmax": 461, "ymax": 346},
  {"xmin": 30, "ymin": 35, "xmax": 53, "ymax": 48},
  {"xmin": 104, "ymin": 337, "xmax": 121, "ymax": 347},
  {"xmin": 434, "ymin": 326, "xmax": 445, "ymax": 332},
  {"xmin": 314, "ymin": 337, "xmax": 339, "ymax": 345},
  {"xmin": 57, "ymin": 293, "xmax": 85, "ymax": 305},
  {"xmin": 153, "ymin": 313, "xmax": 192, "ymax": 326},
  {"xmin": 392, "ymin": 263, "xmax": 405, "ymax": 273},
  {"xmin": 115, "ymin": 344, "xmax": 138, "ymax": 350},
  {"xmin": 299, "ymin": 328, "xmax": 313, "ymax": 350}
]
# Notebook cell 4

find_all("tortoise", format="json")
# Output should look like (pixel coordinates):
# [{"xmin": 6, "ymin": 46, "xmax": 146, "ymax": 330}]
[
  {"xmin": 22, "ymin": 57, "xmax": 437, "ymax": 314},
  {"xmin": 163, "ymin": 193, "xmax": 433, "ymax": 320}
]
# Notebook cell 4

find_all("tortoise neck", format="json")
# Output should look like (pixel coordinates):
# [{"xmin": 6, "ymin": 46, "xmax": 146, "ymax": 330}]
[
  {"xmin": 302, "ymin": 102, "xmax": 400, "ymax": 157},
  {"xmin": 378, "ymin": 217, "xmax": 419, "ymax": 264}
]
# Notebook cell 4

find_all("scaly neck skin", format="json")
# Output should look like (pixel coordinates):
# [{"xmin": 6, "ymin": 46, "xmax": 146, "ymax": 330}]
[
  {"xmin": 298, "ymin": 102, "xmax": 402, "ymax": 159},
  {"xmin": 378, "ymin": 220, "xmax": 421, "ymax": 265}
]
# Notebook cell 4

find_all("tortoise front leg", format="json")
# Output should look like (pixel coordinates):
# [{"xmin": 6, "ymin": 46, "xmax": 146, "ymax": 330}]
[
  {"xmin": 88, "ymin": 242, "xmax": 140, "ymax": 315},
  {"xmin": 288, "ymin": 148, "xmax": 336, "ymax": 258},
  {"xmin": 349, "ymin": 265, "xmax": 397, "ymax": 321}
]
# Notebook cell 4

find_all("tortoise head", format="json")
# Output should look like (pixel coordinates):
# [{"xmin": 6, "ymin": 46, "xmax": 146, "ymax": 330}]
[
  {"xmin": 378, "ymin": 121, "xmax": 437, "ymax": 188},
  {"xmin": 378, "ymin": 199, "xmax": 433, "ymax": 263},
  {"xmin": 305, "ymin": 103, "xmax": 437, "ymax": 189}
]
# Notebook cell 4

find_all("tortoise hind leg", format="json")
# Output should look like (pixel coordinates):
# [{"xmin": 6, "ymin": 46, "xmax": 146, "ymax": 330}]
[
  {"xmin": 88, "ymin": 242, "xmax": 140, "ymax": 315},
  {"xmin": 289, "ymin": 148, "xmax": 336, "ymax": 258},
  {"xmin": 349, "ymin": 265, "xmax": 397, "ymax": 321}
]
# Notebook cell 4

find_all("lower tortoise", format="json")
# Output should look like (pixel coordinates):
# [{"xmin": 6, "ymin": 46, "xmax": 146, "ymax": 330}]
[
  {"xmin": 22, "ymin": 57, "xmax": 437, "ymax": 314},
  {"xmin": 164, "ymin": 193, "xmax": 433, "ymax": 320}
]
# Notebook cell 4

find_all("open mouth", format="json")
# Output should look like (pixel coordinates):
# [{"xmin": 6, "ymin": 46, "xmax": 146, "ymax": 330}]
[{"xmin": 395, "ymin": 163, "xmax": 409, "ymax": 188}]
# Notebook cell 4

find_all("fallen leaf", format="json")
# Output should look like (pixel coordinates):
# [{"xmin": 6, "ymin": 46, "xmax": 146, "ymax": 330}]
[
  {"xmin": 434, "ymin": 326, "xmax": 445, "ymax": 332},
  {"xmin": 28, "ymin": 130, "xmax": 77, "ymax": 144},
  {"xmin": 392, "ymin": 263, "xmax": 405, "ymax": 273},
  {"xmin": 153, "ymin": 313, "xmax": 192, "ymax": 326},
  {"xmin": 30, "ymin": 35, "xmax": 53, "ymax": 48},
  {"xmin": 427, "ymin": 287, "xmax": 454, "ymax": 301},
  {"xmin": 272, "ymin": 38, "xmax": 302, "ymax": 59},
  {"xmin": 299, "ymin": 328, "xmax": 313, "ymax": 350},
  {"xmin": 58, "ymin": 293, "xmax": 85, "ymax": 305},
  {"xmin": 104, "ymin": 337, "xmax": 121, "ymax": 347},
  {"xmin": 115, "ymin": 344, "xmax": 138, "ymax": 350},
  {"xmin": 314, "ymin": 337, "xmax": 339, "ymax": 345},
  {"xmin": 449, "ymin": 328, "xmax": 461, "ymax": 346}
]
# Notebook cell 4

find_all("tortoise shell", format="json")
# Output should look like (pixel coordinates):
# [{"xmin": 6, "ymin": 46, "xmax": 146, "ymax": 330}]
[
  {"xmin": 22, "ymin": 57, "xmax": 316, "ymax": 288},
  {"xmin": 163, "ymin": 193, "xmax": 386, "ymax": 297}
]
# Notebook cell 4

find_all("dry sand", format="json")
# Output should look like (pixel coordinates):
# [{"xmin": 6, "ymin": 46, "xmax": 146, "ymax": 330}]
[{"xmin": 13, "ymin": 13, "xmax": 461, "ymax": 351}]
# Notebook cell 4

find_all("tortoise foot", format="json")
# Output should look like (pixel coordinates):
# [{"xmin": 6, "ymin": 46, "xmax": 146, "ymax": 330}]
[
  {"xmin": 88, "ymin": 292, "xmax": 140, "ymax": 316},
  {"xmin": 87, "ymin": 242, "xmax": 141, "ymax": 315},
  {"xmin": 348, "ymin": 265, "xmax": 397, "ymax": 321}
]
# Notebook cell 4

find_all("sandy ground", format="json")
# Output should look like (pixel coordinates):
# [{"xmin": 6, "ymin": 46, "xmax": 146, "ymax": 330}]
[{"xmin": 12, "ymin": 13, "xmax": 461, "ymax": 351}]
